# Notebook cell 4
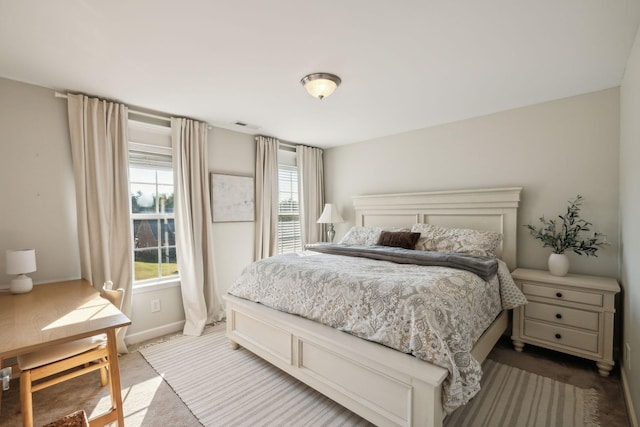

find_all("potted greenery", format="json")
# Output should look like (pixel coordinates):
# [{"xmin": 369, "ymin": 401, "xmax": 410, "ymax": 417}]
[{"xmin": 525, "ymin": 195, "xmax": 608, "ymax": 276}]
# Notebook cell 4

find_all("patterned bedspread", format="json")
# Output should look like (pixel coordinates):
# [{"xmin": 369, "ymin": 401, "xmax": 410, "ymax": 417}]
[{"xmin": 227, "ymin": 248, "xmax": 526, "ymax": 413}]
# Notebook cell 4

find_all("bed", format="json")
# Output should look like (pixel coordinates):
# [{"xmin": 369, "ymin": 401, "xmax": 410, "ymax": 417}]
[{"xmin": 224, "ymin": 187, "xmax": 523, "ymax": 427}]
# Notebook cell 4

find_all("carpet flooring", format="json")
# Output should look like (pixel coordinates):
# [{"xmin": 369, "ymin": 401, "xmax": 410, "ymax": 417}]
[{"xmin": 0, "ymin": 324, "xmax": 629, "ymax": 426}]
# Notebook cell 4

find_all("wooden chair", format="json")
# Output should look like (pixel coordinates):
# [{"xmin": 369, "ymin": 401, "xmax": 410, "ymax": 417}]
[{"xmin": 18, "ymin": 281, "xmax": 125, "ymax": 427}]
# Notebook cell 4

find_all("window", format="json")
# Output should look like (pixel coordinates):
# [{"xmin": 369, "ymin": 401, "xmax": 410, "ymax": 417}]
[
  {"xmin": 128, "ymin": 121, "xmax": 178, "ymax": 285},
  {"xmin": 130, "ymin": 167, "xmax": 178, "ymax": 283},
  {"xmin": 277, "ymin": 165, "xmax": 302, "ymax": 254}
]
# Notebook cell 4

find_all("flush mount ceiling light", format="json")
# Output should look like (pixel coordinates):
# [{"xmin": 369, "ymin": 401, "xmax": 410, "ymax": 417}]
[{"xmin": 300, "ymin": 73, "xmax": 341, "ymax": 100}]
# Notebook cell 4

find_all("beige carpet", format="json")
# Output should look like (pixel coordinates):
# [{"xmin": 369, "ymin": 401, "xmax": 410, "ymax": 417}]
[{"xmin": 139, "ymin": 323, "xmax": 600, "ymax": 427}]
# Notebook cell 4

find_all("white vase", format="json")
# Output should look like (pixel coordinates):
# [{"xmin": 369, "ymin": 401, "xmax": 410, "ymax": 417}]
[{"xmin": 548, "ymin": 253, "xmax": 570, "ymax": 276}]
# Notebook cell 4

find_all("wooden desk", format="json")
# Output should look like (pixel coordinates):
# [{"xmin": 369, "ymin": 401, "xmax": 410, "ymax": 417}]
[{"xmin": 0, "ymin": 279, "xmax": 131, "ymax": 426}]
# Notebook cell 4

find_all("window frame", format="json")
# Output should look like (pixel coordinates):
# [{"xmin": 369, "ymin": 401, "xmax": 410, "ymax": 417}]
[{"xmin": 130, "ymin": 178, "xmax": 179, "ymax": 287}]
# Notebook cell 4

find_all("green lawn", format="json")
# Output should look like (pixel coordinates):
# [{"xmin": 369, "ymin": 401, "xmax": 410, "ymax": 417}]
[{"xmin": 134, "ymin": 261, "xmax": 179, "ymax": 281}]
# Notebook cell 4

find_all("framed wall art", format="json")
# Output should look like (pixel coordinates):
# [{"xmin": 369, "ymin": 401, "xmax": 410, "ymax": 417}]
[{"xmin": 210, "ymin": 173, "xmax": 255, "ymax": 222}]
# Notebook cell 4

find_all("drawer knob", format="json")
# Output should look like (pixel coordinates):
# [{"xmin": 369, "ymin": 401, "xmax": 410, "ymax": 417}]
[
  {"xmin": 555, "ymin": 313, "xmax": 563, "ymax": 319},
  {"xmin": 556, "ymin": 292, "xmax": 563, "ymax": 298},
  {"xmin": 555, "ymin": 333, "xmax": 562, "ymax": 340}
]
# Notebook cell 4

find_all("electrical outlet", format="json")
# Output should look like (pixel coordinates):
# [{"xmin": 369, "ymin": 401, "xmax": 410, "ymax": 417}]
[
  {"xmin": 151, "ymin": 298, "xmax": 161, "ymax": 313},
  {"xmin": 1, "ymin": 366, "xmax": 11, "ymax": 391},
  {"xmin": 625, "ymin": 343, "xmax": 631, "ymax": 370}
]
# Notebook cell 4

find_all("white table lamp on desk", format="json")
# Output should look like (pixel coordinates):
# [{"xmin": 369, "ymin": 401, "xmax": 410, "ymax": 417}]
[
  {"xmin": 6, "ymin": 249, "xmax": 36, "ymax": 294},
  {"xmin": 317, "ymin": 203, "xmax": 344, "ymax": 242}
]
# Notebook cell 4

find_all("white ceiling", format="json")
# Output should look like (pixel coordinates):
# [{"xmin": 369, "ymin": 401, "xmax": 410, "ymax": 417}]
[{"xmin": 1, "ymin": 1, "xmax": 639, "ymax": 148}]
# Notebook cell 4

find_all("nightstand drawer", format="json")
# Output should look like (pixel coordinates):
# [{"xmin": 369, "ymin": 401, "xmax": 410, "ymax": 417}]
[
  {"xmin": 524, "ymin": 301, "xmax": 599, "ymax": 331},
  {"xmin": 522, "ymin": 282, "xmax": 603, "ymax": 306},
  {"xmin": 523, "ymin": 319, "xmax": 598, "ymax": 353}
]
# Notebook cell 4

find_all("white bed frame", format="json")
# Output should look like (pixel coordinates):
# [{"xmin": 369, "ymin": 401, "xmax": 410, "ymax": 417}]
[{"xmin": 225, "ymin": 187, "xmax": 522, "ymax": 427}]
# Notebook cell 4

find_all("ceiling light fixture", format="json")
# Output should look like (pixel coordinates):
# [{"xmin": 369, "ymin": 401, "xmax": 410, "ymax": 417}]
[{"xmin": 300, "ymin": 73, "xmax": 341, "ymax": 100}]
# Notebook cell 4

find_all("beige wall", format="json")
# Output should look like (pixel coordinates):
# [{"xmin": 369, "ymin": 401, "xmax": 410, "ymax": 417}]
[
  {"xmin": 208, "ymin": 127, "xmax": 255, "ymax": 295},
  {"xmin": 620, "ymin": 24, "xmax": 640, "ymax": 425},
  {"xmin": 324, "ymin": 89, "xmax": 620, "ymax": 279},
  {"xmin": 0, "ymin": 77, "xmax": 80, "ymax": 284}
]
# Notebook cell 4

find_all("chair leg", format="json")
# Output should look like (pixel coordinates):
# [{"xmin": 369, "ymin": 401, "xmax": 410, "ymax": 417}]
[
  {"xmin": 99, "ymin": 363, "xmax": 108, "ymax": 387},
  {"xmin": 20, "ymin": 369, "xmax": 34, "ymax": 427}
]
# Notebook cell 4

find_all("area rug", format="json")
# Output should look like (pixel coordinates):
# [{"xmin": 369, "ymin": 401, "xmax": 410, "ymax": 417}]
[
  {"xmin": 445, "ymin": 359, "xmax": 599, "ymax": 427},
  {"xmin": 139, "ymin": 323, "xmax": 371, "ymax": 426},
  {"xmin": 139, "ymin": 323, "xmax": 599, "ymax": 427}
]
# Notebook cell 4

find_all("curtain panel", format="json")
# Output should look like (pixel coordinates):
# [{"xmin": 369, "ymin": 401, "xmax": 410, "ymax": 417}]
[
  {"xmin": 297, "ymin": 145, "xmax": 325, "ymax": 245},
  {"xmin": 172, "ymin": 118, "xmax": 224, "ymax": 336},
  {"xmin": 254, "ymin": 136, "xmax": 279, "ymax": 260},
  {"xmin": 67, "ymin": 94, "xmax": 133, "ymax": 353}
]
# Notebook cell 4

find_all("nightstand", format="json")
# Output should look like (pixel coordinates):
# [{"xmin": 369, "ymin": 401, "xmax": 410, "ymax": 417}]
[{"xmin": 511, "ymin": 268, "xmax": 620, "ymax": 376}]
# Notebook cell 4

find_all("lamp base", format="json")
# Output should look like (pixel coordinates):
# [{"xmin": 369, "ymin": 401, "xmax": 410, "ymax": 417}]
[
  {"xmin": 10, "ymin": 274, "xmax": 33, "ymax": 294},
  {"xmin": 326, "ymin": 224, "xmax": 336, "ymax": 243}
]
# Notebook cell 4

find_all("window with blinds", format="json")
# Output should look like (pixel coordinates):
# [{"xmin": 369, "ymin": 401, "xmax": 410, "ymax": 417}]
[{"xmin": 278, "ymin": 165, "xmax": 302, "ymax": 254}]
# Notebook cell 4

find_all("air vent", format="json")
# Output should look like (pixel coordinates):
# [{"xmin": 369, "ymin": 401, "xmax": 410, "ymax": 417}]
[{"xmin": 234, "ymin": 121, "xmax": 261, "ymax": 130}]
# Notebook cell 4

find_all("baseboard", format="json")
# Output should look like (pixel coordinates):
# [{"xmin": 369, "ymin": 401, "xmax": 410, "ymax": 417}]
[
  {"xmin": 125, "ymin": 320, "xmax": 185, "ymax": 346},
  {"xmin": 621, "ymin": 365, "xmax": 638, "ymax": 427}
]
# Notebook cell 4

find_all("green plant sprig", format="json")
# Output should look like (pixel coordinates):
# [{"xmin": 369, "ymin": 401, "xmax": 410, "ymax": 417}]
[{"xmin": 525, "ymin": 195, "xmax": 609, "ymax": 256}]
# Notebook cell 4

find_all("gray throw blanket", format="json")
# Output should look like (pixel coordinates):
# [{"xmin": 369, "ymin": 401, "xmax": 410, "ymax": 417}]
[{"xmin": 305, "ymin": 243, "xmax": 498, "ymax": 281}]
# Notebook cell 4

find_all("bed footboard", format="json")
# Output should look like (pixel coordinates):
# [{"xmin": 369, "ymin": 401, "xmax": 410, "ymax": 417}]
[{"xmin": 224, "ymin": 294, "xmax": 449, "ymax": 427}]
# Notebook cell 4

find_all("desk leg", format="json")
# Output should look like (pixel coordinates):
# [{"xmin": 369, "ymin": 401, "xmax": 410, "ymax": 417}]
[{"xmin": 106, "ymin": 329, "xmax": 125, "ymax": 426}]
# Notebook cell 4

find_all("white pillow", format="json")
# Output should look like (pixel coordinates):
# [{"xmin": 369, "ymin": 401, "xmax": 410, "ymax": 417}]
[
  {"xmin": 411, "ymin": 223, "xmax": 502, "ymax": 258},
  {"xmin": 338, "ymin": 226, "xmax": 407, "ymax": 246}
]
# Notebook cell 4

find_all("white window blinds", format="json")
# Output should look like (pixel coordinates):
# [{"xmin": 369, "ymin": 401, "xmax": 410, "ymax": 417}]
[
  {"xmin": 277, "ymin": 165, "xmax": 302, "ymax": 254},
  {"xmin": 128, "ymin": 120, "xmax": 172, "ymax": 170}
]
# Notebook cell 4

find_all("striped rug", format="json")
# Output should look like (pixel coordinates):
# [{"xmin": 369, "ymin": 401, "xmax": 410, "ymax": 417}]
[
  {"xmin": 445, "ymin": 359, "xmax": 599, "ymax": 427},
  {"xmin": 139, "ymin": 323, "xmax": 371, "ymax": 426},
  {"xmin": 139, "ymin": 323, "xmax": 599, "ymax": 427}
]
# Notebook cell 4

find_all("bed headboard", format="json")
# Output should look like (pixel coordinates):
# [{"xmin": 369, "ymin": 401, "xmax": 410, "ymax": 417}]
[{"xmin": 352, "ymin": 187, "xmax": 522, "ymax": 271}]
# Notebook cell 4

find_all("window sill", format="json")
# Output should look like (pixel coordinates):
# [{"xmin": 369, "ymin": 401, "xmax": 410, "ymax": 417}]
[{"xmin": 132, "ymin": 278, "xmax": 180, "ymax": 295}]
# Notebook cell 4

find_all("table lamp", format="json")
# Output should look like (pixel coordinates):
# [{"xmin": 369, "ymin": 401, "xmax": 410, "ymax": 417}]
[
  {"xmin": 6, "ymin": 249, "xmax": 36, "ymax": 294},
  {"xmin": 317, "ymin": 203, "xmax": 344, "ymax": 242}
]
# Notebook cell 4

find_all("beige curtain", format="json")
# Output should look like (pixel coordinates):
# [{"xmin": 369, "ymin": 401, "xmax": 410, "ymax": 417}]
[
  {"xmin": 172, "ymin": 118, "xmax": 224, "ymax": 336},
  {"xmin": 254, "ymin": 136, "xmax": 279, "ymax": 260},
  {"xmin": 67, "ymin": 94, "xmax": 133, "ymax": 354},
  {"xmin": 297, "ymin": 145, "xmax": 325, "ymax": 245}
]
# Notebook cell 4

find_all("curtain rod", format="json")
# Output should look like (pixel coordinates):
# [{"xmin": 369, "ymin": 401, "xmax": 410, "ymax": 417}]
[
  {"xmin": 259, "ymin": 139, "xmax": 320, "ymax": 151},
  {"xmin": 280, "ymin": 141, "xmax": 324, "ymax": 151},
  {"xmin": 55, "ymin": 91, "xmax": 172, "ymax": 124},
  {"xmin": 255, "ymin": 136, "xmax": 298, "ymax": 150}
]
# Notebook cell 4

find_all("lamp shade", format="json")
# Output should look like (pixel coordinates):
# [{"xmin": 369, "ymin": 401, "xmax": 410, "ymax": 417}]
[
  {"xmin": 317, "ymin": 204, "xmax": 344, "ymax": 224},
  {"xmin": 301, "ymin": 73, "xmax": 341, "ymax": 99},
  {"xmin": 6, "ymin": 249, "xmax": 37, "ymax": 274}
]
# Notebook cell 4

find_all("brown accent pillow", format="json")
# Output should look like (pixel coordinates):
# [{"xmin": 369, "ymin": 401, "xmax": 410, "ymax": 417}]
[{"xmin": 376, "ymin": 231, "xmax": 421, "ymax": 249}]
